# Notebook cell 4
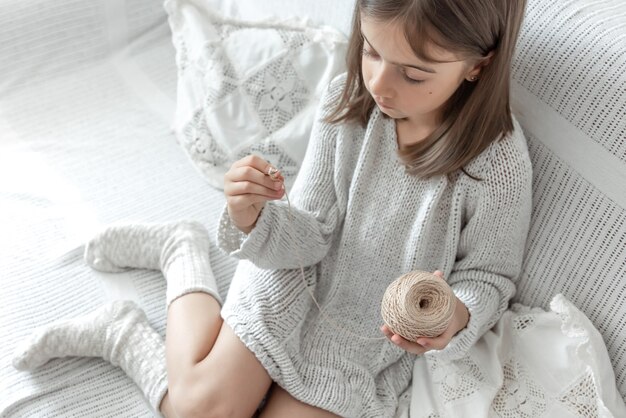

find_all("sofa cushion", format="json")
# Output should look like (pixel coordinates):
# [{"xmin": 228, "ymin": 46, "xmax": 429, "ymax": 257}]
[{"xmin": 164, "ymin": 0, "xmax": 347, "ymax": 190}]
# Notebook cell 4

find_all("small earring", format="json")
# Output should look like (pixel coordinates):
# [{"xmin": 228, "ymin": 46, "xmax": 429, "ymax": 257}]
[{"xmin": 469, "ymin": 76, "xmax": 479, "ymax": 82}]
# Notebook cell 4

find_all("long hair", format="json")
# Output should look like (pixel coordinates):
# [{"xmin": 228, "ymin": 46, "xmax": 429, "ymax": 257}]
[{"xmin": 325, "ymin": 0, "xmax": 527, "ymax": 179}]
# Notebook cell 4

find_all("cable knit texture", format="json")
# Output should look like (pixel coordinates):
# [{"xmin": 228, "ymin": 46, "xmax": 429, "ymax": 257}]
[{"xmin": 217, "ymin": 73, "xmax": 533, "ymax": 417}]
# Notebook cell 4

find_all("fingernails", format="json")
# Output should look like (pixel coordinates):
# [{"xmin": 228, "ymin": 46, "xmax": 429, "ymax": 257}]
[{"xmin": 267, "ymin": 166, "xmax": 279, "ymax": 177}]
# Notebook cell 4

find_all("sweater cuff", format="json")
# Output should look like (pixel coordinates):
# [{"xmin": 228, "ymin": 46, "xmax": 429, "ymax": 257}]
[
  {"xmin": 216, "ymin": 202, "xmax": 273, "ymax": 259},
  {"xmin": 430, "ymin": 281, "xmax": 500, "ymax": 361}
]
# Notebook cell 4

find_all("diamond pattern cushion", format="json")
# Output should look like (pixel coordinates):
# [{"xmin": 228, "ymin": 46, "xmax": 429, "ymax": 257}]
[{"xmin": 164, "ymin": 0, "xmax": 347, "ymax": 189}]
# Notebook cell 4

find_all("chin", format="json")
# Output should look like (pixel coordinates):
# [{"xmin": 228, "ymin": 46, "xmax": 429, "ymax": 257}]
[{"xmin": 378, "ymin": 105, "xmax": 402, "ymax": 118}]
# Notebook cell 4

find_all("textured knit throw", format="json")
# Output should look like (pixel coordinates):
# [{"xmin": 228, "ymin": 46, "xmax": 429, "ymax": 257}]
[{"xmin": 381, "ymin": 271, "xmax": 455, "ymax": 340}]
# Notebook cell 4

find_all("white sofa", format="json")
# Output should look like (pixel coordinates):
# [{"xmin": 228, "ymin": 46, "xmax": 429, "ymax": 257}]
[{"xmin": 1, "ymin": 0, "xmax": 624, "ymax": 416}]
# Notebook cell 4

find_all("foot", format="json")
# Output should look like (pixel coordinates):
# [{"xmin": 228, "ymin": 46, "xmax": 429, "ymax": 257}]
[
  {"xmin": 84, "ymin": 221, "xmax": 204, "ymax": 272},
  {"xmin": 12, "ymin": 300, "xmax": 142, "ymax": 370}
]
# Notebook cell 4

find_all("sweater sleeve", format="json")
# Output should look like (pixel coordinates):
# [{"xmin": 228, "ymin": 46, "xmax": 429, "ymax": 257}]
[
  {"xmin": 434, "ymin": 130, "xmax": 533, "ymax": 361},
  {"xmin": 216, "ymin": 73, "xmax": 348, "ymax": 269}
]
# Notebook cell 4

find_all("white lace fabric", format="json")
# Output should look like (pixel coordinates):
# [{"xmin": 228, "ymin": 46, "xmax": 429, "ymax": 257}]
[{"xmin": 407, "ymin": 295, "xmax": 626, "ymax": 417}]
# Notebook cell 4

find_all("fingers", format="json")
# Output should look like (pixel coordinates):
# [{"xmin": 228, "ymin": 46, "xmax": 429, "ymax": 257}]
[
  {"xmin": 225, "ymin": 175, "xmax": 284, "ymax": 199},
  {"xmin": 223, "ymin": 155, "xmax": 286, "ymax": 231},
  {"xmin": 380, "ymin": 324, "xmax": 393, "ymax": 339},
  {"xmin": 416, "ymin": 334, "xmax": 450, "ymax": 351},
  {"xmin": 266, "ymin": 166, "xmax": 285, "ymax": 183},
  {"xmin": 225, "ymin": 155, "xmax": 285, "ymax": 199},
  {"xmin": 433, "ymin": 270, "xmax": 444, "ymax": 278},
  {"xmin": 226, "ymin": 193, "xmax": 278, "ymax": 208},
  {"xmin": 380, "ymin": 325, "xmax": 429, "ymax": 355},
  {"xmin": 231, "ymin": 154, "xmax": 273, "ymax": 173},
  {"xmin": 381, "ymin": 323, "xmax": 452, "ymax": 353},
  {"xmin": 226, "ymin": 165, "xmax": 282, "ymax": 192},
  {"xmin": 231, "ymin": 155, "xmax": 283, "ymax": 183}
]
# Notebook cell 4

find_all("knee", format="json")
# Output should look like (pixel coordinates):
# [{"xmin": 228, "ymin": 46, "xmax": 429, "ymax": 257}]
[{"xmin": 168, "ymin": 376, "xmax": 235, "ymax": 418}]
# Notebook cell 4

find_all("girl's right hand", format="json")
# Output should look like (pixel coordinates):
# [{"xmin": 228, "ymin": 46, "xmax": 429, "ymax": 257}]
[{"xmin": 224, "ymin": 155, "xmax": 285, "ymax": 234}]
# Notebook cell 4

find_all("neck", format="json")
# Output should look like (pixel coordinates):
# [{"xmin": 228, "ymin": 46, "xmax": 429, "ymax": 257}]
[{"xmin": 396, "ymin": 112, "xmax": 443, "ymax": 148}]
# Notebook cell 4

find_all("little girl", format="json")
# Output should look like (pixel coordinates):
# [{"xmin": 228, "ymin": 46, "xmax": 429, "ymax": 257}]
[{"xmin": 12, "ymin": 0, "xmax": 531, "ymax": 417}]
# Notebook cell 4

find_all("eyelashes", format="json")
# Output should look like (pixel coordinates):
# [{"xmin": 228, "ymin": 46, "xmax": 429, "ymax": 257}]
[
  {"xmin": 361, "ymin": 47, "xmax": 375, "ymax": 58},
  {"xmin": 361, "ymin": 48, "xmax": 425, "ymax": 84}
]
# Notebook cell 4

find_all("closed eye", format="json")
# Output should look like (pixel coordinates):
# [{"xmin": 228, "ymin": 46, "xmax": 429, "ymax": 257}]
[
  {"xmin": 361, "ymin": 47, "xmax": 378, "ymax": 59},
  {"xmin": 401, "ymin": 71, "xmax": 425, "ymax": 84},
  {"xmin": 362, "ymin": 48, "xmax": 425, "ymax": 84}
]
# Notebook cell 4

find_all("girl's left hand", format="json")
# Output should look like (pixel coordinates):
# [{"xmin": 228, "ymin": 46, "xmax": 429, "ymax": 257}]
[{"xmin": 380, "ymin": 270, "xmax": 470, "ymax": 355}]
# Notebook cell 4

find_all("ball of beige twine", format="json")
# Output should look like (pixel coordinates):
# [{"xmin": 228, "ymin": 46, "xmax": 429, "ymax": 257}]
[{"xmin": 381, "ymin": 270, "xmax": 456, "ymax": 341}]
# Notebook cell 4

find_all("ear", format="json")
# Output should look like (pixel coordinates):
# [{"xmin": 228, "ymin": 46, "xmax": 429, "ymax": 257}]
[{"xmin": 465, "ymin": 50, "xmax": 495, "ymax": 81}]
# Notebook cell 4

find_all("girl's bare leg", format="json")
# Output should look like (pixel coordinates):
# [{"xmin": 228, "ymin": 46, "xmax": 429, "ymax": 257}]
[
  {"xmin": 161, "ymin": 292, "xmax": 272, "ymax": 418},
  {"xmin": 160, "ymin": 393, "xmax": 178, "ymax": 418},
  {"xmin": 259, "ymin": 384, "xmax": 341, "ymax": 418}
]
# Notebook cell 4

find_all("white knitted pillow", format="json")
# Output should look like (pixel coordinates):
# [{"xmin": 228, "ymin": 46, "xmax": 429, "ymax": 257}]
[{"xmin": 164, "ymin": 0, "xmax": 347, "ymax": 189}]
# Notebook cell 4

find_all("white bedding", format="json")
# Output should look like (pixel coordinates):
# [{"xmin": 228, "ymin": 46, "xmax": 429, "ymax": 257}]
[{"xmin": 0, "ymin": 3, "xmax": 236, "ymax": 416}]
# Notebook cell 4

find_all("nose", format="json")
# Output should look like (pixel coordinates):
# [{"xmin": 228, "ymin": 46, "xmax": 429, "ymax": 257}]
[{"xmin": 369, "ymin": 62, "xmax": 395, "ymax": 100}]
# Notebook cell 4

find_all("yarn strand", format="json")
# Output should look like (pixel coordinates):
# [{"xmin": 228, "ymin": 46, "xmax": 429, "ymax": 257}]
[{"xmin": 282, "ymin": 185, "xmax": 387, "ymax": 341}]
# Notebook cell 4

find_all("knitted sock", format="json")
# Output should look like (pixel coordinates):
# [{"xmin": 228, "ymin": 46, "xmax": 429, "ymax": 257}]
[
  {"xmin": 12, "ymin": 301, "xmax": 168, "ymax": 414},
  {"xmin": 85, "ymin": 221, "xmax": 184, "ymax": 272},
  {"xmin": 85, "ymin": 220, "xmax": 222, "ymax": 306}
]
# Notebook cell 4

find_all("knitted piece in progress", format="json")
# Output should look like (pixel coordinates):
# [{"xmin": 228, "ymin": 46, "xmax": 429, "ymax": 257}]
[
  {"xmin": 84, "ymin": 220, "xmax": 222, "ymax": 306},
  {"xmin": 381, "ymin": 271, "xmax": 455, "ymax": 341},
  {"xmin": 12, "ymin": 301, "xmax": 168, "ymax": 414}
]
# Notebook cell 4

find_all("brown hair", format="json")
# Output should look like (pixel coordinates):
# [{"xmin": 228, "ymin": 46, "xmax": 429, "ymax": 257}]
[{"xmin": 325, "ymin": 0, "xmax": 527, "ymax": 180}]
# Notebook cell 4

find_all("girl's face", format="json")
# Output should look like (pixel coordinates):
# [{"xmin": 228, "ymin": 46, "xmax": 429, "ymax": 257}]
[{"xmin": 360, "ymin": 16, "xmax": 480, "ymax": 129}]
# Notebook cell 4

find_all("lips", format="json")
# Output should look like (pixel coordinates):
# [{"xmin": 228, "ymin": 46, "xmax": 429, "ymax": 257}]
[{"xmin": 376, "ymin": 100, "xmax": 394, "ymax": 110}]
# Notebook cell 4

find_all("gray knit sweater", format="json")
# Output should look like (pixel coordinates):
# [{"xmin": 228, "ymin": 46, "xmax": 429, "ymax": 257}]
[{"xmin": 217, "ymin": 73, "xmax": 533, "ymax": 417}]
